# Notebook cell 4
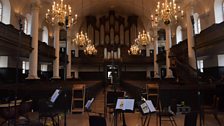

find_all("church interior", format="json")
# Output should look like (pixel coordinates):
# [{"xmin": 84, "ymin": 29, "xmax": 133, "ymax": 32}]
[{"xmin": 0, "ymin": 0, "xmax": 224, "ymax": 125}]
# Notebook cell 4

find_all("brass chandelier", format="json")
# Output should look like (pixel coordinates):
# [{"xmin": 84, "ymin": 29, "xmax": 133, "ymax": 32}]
[
  {"xmin": 128, "ymin": 42, "xmax": 141, "ymax": 55},
  {"xmin": 151, "ymin": 0, "xmax": 184, "ymax": 25},
  {"xmin": 136, "ymin": 30, "xmax": 151, "ymax": 46},
  {"xmin": 73, "ymin": 31, "xmax": 89, "ymax": 47},
  {"xmin": 84, "ymin": 40, "xmax": 97, "ymax": 55},
  {"xmin": 45, "ymin": 0, "xmax": 77, "ymax": 27}
]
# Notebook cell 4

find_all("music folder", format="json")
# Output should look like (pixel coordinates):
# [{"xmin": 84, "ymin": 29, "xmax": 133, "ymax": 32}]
[
  {"xmin": 140, "ymin": 100, "xmax": 156, "ymax": 115},
  {"xmin": 50, "ymin": 89, "xmax": 61, "ymax": 103},
  {"xmin": 85, "ymin": 98, "xmax": 94, "ymax": 111},
  {"xmin": 115, "ymin": 99, "xmax": 135, "ymax": 111}
]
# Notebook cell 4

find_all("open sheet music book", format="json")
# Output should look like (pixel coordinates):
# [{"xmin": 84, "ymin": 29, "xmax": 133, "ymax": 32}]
[
  {"xmin": 50, "ymin": 89, "xmax": 61, "ymax": 103},
  {"xmin": 115, "ymin": 99, "xmax": 135, "ymax": 111},
  {"xmin": 140, "ymin": 100, "xmax": 156, "ymax": 114}
]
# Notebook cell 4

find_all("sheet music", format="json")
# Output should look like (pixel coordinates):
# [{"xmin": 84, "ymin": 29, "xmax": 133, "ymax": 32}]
[
  {"xmin": 146, "ymin": 100, "xmax": 156, "ymax": 112},
  {"xmin": 140, "ymin": 102, "xmax": 150, "ymax": 114},
  {"xmin": 50, "ymin": 89, "xmax": 60, "ymax": 103},
  {"xmin": 85, "ymin": 98, "xmax": 94, "ymax": 109},
  {"xmin": 115, "ymin": 99, "xmax": 135, "ymax": 111}
]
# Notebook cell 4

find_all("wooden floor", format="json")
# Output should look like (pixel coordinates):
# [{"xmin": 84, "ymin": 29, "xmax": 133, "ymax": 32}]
[{"xmin": 58, "ymin": 86, "xmax": 224, "ymax": 126}]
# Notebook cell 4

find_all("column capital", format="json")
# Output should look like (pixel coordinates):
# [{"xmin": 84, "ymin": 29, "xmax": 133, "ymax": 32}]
[{"xmin": 31, "ymin": 1, "xmax": 40, "ymax": 11}]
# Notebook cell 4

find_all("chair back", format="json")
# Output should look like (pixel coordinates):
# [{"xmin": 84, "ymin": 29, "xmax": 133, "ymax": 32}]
[
  {"xmin": 89, "ymin": 115, "xmax": 106, "ymax": 126},
  {"xmin": 184, "ymin": 112, "xmax": 197, "ymax": 126}
]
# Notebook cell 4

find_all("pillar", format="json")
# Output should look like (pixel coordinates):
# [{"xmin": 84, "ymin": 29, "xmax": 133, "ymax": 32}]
[
  {"xmin": 26, "ymin": 2, "xmax": 40, "ymax": 79},
  {"xmin": 186, "ymin": 4, "xmax": 197, "ymax": 69},
  {"xmin": 165, "ymin": 25, "xmax": 173, "ymax": 78},
  {"xmin": 154, "ymin": 30, "xmax": 160, "ymax": 78},
  {"xmin": 146, "ymin": 45, "xmax": 150, "ymax": 57},
  {"xmin": 66, "ymin": 28, "xmax": 72, "ymax": 79},
  {"xmin": 52, "ymin": 26, "xmax": 60, "ymax": 79}
]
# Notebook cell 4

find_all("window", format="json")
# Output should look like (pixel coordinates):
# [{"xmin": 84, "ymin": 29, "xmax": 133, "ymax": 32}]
[
  {"xmin": 0, "ymin": 1, "xmax": 2, "ymax": 22},
  {"xmin": 193, "ymin": 13, "xmax": 201, "ymax": 34},
  {"xmin": 41, "ymin": 64, "xmax": 48, "ymax": 72},
  {"xmin": 176, "ymin": 26, "xmax": 182, "ymax": 44},
  {"xmin": 1, "ymin": 0, "xmax": 11, "ymax": 24},
  {"xmin": 24, "ymin": 18, "xmax": 28, "ymax": 34},
  {"xmin": 214, "ymin": 0, "xmax": 224, "ymax": 24},
  {"xmin": 197, "ymin": 60, "xmax": 204, "ymax": 73},
  {"xmin": 42, "ymin": 26, "xmax": 49, "ymax": 44},
  {"xmin": 22, "ymin": 61, "xmax": 29, "ymax": 74},
  {"xmin": 25, "ymin": 13, "xmax": 32, "ymax": 35},
  {"xmin": 0, "ymin": 56, "xmax": 8, "ymax": 67}
]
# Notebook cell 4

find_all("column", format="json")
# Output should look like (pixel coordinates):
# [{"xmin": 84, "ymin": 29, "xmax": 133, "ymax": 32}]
[
  {"xmin": 74, "ymin": 67, "xmax": 79, "ymax": 79},
  {"xmin": 117, "ymin": 47, "xmax": 121, "ymax": 59},
  {"xmin": 186, "ymin": 4, "xmax": 197, "ymax": 69},
  {"xmin": 26, "ymin": 2, "xmax": 40, "ymax": 79},
  {"xmin": 153, "ymin": 30, "xmax": 160, "ymax": 78},
  {"xmin": 66, "ymin": 28, "xmax": 72, "ymax": 79},
  {"xmin": 52, "ymin": 26, "xmax": 60, "ymax": 79},
  {"xmin": 165, "ymin": 25, "xmax": 173, "ymax": 78},
  {"xmin": 75, "ymin": 45, "xmax": 79, "ymax": 57},
  {"xmin": 146, "ymin": 45, "xmax": 150, "ymax": 57}
]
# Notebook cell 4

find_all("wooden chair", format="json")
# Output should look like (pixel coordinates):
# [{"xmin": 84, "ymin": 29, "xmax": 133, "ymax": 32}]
[{"xmin": 201, "ymin": 95, "xmax": 222, "ymax": 126}]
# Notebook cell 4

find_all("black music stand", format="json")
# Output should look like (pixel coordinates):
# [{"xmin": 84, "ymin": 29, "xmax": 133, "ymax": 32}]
[
  {"xmin": 138, "ymin": 99, "xmax": 156, "ymax": 126},
  {"xmin": 114, "ymin": 99, "xmax": 135, "ymax": 126}
]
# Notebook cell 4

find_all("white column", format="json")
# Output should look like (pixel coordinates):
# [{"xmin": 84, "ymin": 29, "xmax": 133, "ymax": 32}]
[
  {"xmin": 26, "ymin": 2, "xmax": 40, "ymax": 79},
  {"xmin": 74, "ymin": 67, "xmax": 79, "ymax": 79},
  {"xmin": 146, "ymin": 45, "xmax": 150, "ymax": 57},
  {"xmin": 75, "ymin": 45, "xmax": 79, "ymax": 57},
  {"xmin": 186, "ymin": 4, "xmax": 197, "ymax": 69},
  {"xmin": 154, "ymin": 31, "xmax": 160, "ymax": 78},
  {"xmin": 66, "ymin": 28, "xmax": 72, "ymax": 79},
  {"xmin": 165, "ymin": 25, "xmax": 173, "ymax": 78},
  {"xmin": 52, "ymin": 26, "xmax": 60, "ymax": 79}
]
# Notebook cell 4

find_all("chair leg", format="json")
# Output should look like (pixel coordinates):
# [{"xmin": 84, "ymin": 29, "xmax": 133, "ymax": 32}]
[{"xmin": 213, "ymin": 113, "xmax": 222, "ymax": 126}]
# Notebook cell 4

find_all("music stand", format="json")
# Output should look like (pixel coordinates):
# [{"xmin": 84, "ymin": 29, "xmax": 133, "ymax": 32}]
[{"xmin": 138, "ymin": 99, "xmax": 156, "ymax": 126}]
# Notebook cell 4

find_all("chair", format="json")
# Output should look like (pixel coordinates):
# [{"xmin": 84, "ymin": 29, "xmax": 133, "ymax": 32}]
[
  {"xmin": 106, "ymin": 91, "xmax": 124, "ymax": 119},
  {"xmin": 38, "ymin": 99, "xmax": 60, "ymax": 126},
  {"xmin": 201, "ymin": 95, "xmax": 222, "ymax": 126},
  {"xmin": 146, "ymin": 83, "xmax": 159, "ymax": 108},
  {"xmin": 184, "ymin": 112, "xmax": 197, "ymax": 126},
  {"xmin": 89, "ymin": 115, "xmax": 106, "ymax": 126},
  {"xmin": 157, "ymin": 98, "xmax": 177, "ymax": 126}
]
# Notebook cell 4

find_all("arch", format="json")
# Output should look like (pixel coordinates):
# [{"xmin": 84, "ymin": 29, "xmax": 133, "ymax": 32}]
[
  {"xmin": 176, "ymin": 26, "xmax": 182, "ymax": 44},
  {"xmin": 214, "ymin": 0, "xmax": 224, "ymax": 24},
  {"xmin": 0, "ymin": 1, "xmax": 2, "ymax": 21},
  {"xmin": 42, "ymin": 26, "xmax": 49, "ymax": 44},
  {"xmin": 1, "ymin": 0, "xmax": 11, "ymax": 24},
  {"xmin": 193, "ymin": 13, "xmax": 201, "ymax": 34}
]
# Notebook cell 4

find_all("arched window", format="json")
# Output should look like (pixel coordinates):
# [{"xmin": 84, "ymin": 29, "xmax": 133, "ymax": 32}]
[
  {"xmin": 214, "ymin": 0, "xmax": 224, "ymax": 24},
  {"xmin": 176, "ymin": 26, "xmax": 182, "ymax": 44},
  {"xmin": 24, "ymin": 18, "xmax": 28, "ymax": 34},
  {"xmin": 193, "ymin": 13, "xmax": 201, "ymax": 34},
  {"xmin": 42, "ymin": 26, "xmax": 49, "ymax": 44},
  {"xmin": 25, "ymin": 13, "xmax": 32, "ymax": 35},
  {"xmin": 0, "ymin": 1, "xmax": 2, "ymax": 22},
  {"xmin": 1, "ymin": 0, "xmax": 11, "ymax": 24}
]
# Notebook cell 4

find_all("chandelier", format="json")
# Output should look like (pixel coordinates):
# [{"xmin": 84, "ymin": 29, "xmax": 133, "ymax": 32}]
[
  {"xmin": 45, "ymin": 0, "xmax": 77, "ymax": 27},
  {"xmin": 151, "ymin": 0, "xmax": 184, "ymax": 25},
  {"xmin": 128, "ymin": 43, "xmax": 141, "ymax": 55},
  {"xmin": 73, "ymin": 31, "xmax": 89, "ymax": 47},
  {"xmin": 136, "ymin": 30, "xmax": 151, "ymax": 46},
  {"xmin": 84, "ymin": 40, "xmax": 97, "ymax": 55}
]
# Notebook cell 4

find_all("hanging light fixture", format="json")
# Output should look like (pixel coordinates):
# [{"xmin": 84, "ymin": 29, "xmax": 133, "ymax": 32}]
[
  {"xmin": 73, "ymin": 31, "xmax": 88, "ymax": 47},
  {"xmin": 45, "ymin": 0, "xmax": 77, "ymax": 27},
  {"xmin": 136, "ymin": 30, "xmax": 151, "ymax": 46},
  {"xmin": 72, "ymin": 0, "xmax": 89, "ymax": 47},
  {"xmin": 84, "ymin": 40, "xmax": 97, "ymax": 55},
  {"xmin": 128, "ymin": 42, "xmax": 141, "ymax": 55},
  {"xmin": 135, "ymin": 0, "xmax": 151, "ymax": 46},
  {"xmin": 151, "ymin": 0, "xmax": 184, "ymax": 25}
]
